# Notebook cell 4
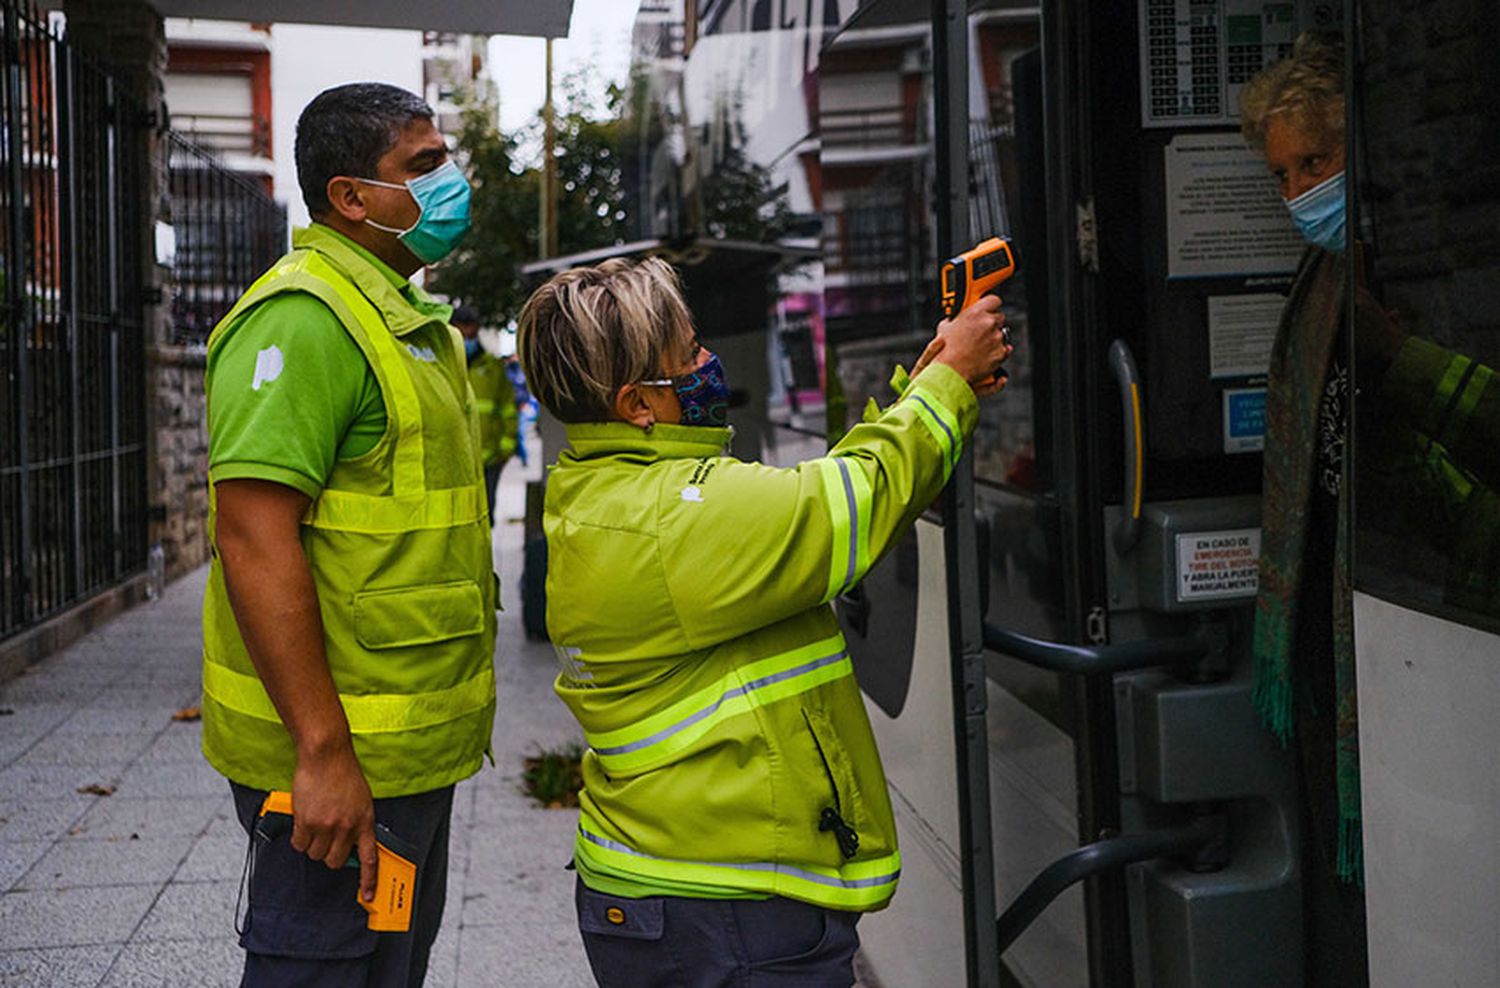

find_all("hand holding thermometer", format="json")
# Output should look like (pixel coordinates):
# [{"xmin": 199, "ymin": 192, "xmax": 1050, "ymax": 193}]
[
  {"xmin": 256, "ymin": 790, "xmax": 418, "ymax": 933},
  {"xmin": 939, "ymin": 237, "xmax": 1016, "ymax": 387}
]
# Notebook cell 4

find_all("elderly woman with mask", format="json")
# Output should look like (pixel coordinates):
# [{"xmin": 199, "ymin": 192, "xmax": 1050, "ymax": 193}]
[
  {"xmin": 1242, "ymin": 29, "xmax": 1500, "ymax": 987},
  {"xmin": 518, "ymin": 257, "xmax": 1010, "ymax": 987}
]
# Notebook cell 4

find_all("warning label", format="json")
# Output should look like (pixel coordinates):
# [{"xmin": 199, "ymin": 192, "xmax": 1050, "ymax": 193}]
[{"xmin": 1175, "ymin": 529, "xmax": 1261, "ymax": 602}]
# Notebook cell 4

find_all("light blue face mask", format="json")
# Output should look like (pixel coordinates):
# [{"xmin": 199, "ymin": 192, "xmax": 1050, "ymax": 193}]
[
  {"xmin": 1286, "ymin": 170, "xmax": 1347, "ymax": 253},
  {"xmin": 360, "ymin": 159, "xmax": 472, "ymax": 264}
]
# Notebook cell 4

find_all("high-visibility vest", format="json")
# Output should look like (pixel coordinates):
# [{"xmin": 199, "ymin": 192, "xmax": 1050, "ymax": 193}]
[
  {"xmin": 200, "ymin": 225, "xmax": 496, "ymax": 798},
  {"xmin": 543, "ymin": 363, "xmax": 977, "ymax": 911},
  {"xmin": 468, "ymin": 351, "xmax": 518, "ymax": 467}
]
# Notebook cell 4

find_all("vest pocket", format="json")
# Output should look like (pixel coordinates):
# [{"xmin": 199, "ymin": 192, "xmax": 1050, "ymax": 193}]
[
  {"xmin": 353, "ymin": 579, "xmax": 484, "ymax": 649},
  {"xmin": 801, "ymin": 707, "xmax": 861, "ymax": 859}
]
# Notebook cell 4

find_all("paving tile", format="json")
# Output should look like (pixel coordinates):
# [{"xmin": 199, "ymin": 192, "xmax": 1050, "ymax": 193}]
[
  {"xmin": 113, "ymin": 758, "xmax": 225, "ymax": 799},
  {"xmin": 0, "ymin": 795, "xmax": 92, "ymax": 842},
  {"xmin": 133, "ymin": 880, "xmax": 238, "ymax": 943},
  {"xmin": 69, "ymin": 796, "xmax": 220, "ymax": 842},
  {"xmin": 13, "ymin": 731, "xmax": 159, "ymax": 769},
  {"xmin": 0, "ymin": 672, "xmax": 108, "ymax": 706},
  {"xmin": 79, "ymin": 688, "xmax": 200, "ymax": 712},
  {"xmin": 0, "ymin": 703, "xmax": 73, "ymax": 746},
  {"xmin": 0, "ymin": 944, "xmax": 119, "ymax": 988},
  {"xmin": 129, "ymin": 727, "xmax": 205, "ymax": 766},
  {"xmin": 0, "ymin": 764, "xmax": 125, "ymax": 802},
  {"xmin": 0, "ymin": 842, "xmax": 51, "ymax": 894},
  {"xmin": 174, "ymin": 830, "xmax": 247, "ymax": 884},
  {"xmin": 0, "ymin": 885, "xmax": 160, "ymax": 949},
  {"xmin": 15, "ymin": 835, "xmax": 194, "ymax": 891},
  {"xmin": 98, "ymin": 937, "xmax": 243, "ymax": 988},
  {"xmin": 455, "ymin": 917, "xmax": 593, "ymax": 988},
  {"xmin": 52, "ymin": 707, "xmax": 183, "ymax": 736}
]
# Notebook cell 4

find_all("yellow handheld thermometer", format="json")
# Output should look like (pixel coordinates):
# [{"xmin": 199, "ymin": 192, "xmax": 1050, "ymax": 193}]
[{"xmin": 257, "ymin": 791, "xmax": 418, "ymax": 933}]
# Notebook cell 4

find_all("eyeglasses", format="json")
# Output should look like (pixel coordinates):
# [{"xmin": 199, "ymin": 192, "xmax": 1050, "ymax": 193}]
[{"xmin": 638, "ymin": 338, "xmax": 704, "ymax": 388}]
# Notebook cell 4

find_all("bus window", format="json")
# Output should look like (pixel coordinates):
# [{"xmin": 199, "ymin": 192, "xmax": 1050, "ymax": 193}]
[
  {"xmin": 1351, "ymin": 6, "xmax": 1500, "ymax": 632},
  {"xmin": 1351, "ymin": 4, "xmax": 1500, "ymax": 985}
]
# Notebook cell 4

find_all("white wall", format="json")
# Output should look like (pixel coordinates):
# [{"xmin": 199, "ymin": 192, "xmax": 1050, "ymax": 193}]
[
  {"xmin": 1354, "ymin": 592, "xmax": 1500, "ymax": 988},
  {"xmin": 269, "ymin": 24, "xmax": 425, "ymax": 230}
]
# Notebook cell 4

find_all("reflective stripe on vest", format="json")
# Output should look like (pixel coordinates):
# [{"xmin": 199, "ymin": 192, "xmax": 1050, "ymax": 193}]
[
  {"xmin": 584, "ymin": 633, "xmax": 852, "ymax": 775},
  {"xmin": 301, "ymin": 253, "xmax": 428, "ymax": 498},
  {"xmin": 304, "ymin": 486, "xmax": 486, "ymax": 533},
  {"xmin": 575, "ymin": 817, "xmax": 901, "ymax": 910},
  {"xmin": 907, "ymin": 383, "xmax": 961, "ymax": 477},
  {"xmin": 203, "ymin": 660, "xmax": 495, "ymax": 735},
  {"xmin": 818, "ymin": 457, "xmax": 873, "ymax": 603}
]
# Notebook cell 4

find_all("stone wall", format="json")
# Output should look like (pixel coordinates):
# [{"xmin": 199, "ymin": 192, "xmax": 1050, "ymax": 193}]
[
  {"xmin": 148, "ymin": 345, "xmax": 211, "ymax": 581},
  {"xmin": 65, "ymin": 1, "xmax": 207, "ymax": 583}
]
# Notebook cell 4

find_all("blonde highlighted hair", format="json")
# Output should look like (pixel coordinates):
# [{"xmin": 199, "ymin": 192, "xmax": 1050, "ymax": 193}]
[
  {"xmin": 1240, "ymin": 29, "xmax": 1345, "ymax": 150},
  {"xmin": 517, "ymin": 257, "xmax": 694, "ymax": 423}
]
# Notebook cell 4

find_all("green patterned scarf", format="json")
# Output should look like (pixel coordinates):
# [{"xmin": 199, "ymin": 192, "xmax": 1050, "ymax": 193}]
[{"xmin": 1252, "ymin": 247, "xmax": 1363, "ymax": 884}]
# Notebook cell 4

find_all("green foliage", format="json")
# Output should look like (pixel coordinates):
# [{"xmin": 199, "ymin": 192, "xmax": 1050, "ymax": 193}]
[
  {"xmin": 521, "ymin": 741, "xmax": 585, "ymax": 809},
  {"xmin": 553, "ymin": 69, "xmax": 631, "ymax": 252},
  {"xmin": 428, "ymin": 93, "xmax": 539, "ymax": 326},
  {"xmin": 429, "ymin": 69, "xmax": 631, "ymax": 326}
]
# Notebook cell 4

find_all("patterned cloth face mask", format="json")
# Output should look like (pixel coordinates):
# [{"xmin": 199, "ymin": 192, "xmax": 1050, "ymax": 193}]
[
  {"xmin": 640, "ymin": 352, "xmax": 731, "ymax": 427},
  {"xmin": 359, "ymin": 159, "xmax": 473, "ymax": 264}
]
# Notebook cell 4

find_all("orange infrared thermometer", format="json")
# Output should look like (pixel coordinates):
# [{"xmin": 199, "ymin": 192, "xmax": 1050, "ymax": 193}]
[
  {"xmin": 256, "ymin": 791, "xmax": 418, "ymax": 933},
  {"xmin": 940, "ymin": 236, "xmax": 1016, "ymax": 319}
]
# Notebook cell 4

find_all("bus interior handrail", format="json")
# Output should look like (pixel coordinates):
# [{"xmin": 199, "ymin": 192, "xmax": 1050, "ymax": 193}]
[{"xmin": 981, "ymin": 622, "xmax": 1209, "ymax": 675}]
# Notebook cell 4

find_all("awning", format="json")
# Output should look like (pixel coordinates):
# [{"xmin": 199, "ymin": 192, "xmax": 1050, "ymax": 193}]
[
  {"xmin": 522, "ymin": 238, "xmax": 819, "ymax": 337},
  {"xmin": 143, "ymin": 0, "xmax": 573, "ymax": 37}
]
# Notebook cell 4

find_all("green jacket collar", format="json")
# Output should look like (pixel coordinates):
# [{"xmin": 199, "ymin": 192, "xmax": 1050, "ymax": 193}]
[
  {"xmin": 563, "ymin": 422, "xmax": 733, "ymax": 461},
  {"xmin": 292, "ymin": 224, "xmax": 453, "ymax": 338}
]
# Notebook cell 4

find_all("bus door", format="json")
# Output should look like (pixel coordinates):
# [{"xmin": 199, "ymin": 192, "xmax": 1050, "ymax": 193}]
[
  {"xmin": 1348, "ymin": 3, "xmax": 1500, "ymax": 985},
  {"xmin": 973, "ymin": 1, "xmax": 1362, "ymax": 985}
]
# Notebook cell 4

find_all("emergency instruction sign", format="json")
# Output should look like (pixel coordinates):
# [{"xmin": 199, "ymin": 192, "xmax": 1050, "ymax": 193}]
[{"xmin": 1176, "ymin": 529, "xmax": 1261, "ymax": 602}]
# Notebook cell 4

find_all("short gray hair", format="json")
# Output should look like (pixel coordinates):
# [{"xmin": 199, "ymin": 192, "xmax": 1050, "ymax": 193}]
[
  {"xmin": 517, "ymin": 258, "xmax": 694, "ymax": 424},
  {"xmin": 1240, "ymin": 30, "xmax": 1345, "ymax": 150}
]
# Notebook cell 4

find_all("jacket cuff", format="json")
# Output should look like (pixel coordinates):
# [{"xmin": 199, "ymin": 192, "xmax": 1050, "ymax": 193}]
[{"xmin": 910, "ymin": 362, "xmax": 979, "ymax": 439}]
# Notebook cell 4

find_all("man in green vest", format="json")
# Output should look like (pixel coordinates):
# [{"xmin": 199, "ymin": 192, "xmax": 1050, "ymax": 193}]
[
  {"xmin": 451, "ymin": 305, "xmax": 519, "ymax": 525},
  {"xmin": 201, "ymin": 83, "xmax": 496, "ymax": 987}
]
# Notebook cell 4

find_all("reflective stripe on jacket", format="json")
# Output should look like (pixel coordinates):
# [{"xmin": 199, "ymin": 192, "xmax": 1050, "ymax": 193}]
[
  {"xmin": 545, "ymin": 361, "xmax": 977, "ymax": 911},
  {"xmin": 200, "ymin": 225, "xmax": 497, "ymax": 798}
]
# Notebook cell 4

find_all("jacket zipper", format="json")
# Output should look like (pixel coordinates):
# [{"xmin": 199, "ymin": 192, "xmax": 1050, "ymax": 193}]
[{"xmin": 802, "ymin": 711, "xmax": 860, "ymax": 859}]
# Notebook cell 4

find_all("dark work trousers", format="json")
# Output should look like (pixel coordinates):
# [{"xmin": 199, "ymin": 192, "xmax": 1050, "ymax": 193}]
[
  {"xmin": 483, "ymin": 461, "xmax": 504, "ymax": 527},
  {"xmin": 230, "ymin": 782, "xmax": 454, "ymax": 988},
  {"xmin": 575, "ymin": 879, "xmax": 861, "ymax": 987}
]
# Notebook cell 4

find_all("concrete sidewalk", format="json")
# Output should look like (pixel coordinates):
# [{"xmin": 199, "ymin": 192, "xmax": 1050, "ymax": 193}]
[{"xmin": 0, "ymin": 460, "xmax": 594, "ymax": 987}]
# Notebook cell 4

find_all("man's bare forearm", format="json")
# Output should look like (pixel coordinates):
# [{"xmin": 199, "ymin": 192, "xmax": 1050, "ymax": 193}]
[{"xmin": 213, "ymin": 479, "xmax": 351, "ymax": 758}]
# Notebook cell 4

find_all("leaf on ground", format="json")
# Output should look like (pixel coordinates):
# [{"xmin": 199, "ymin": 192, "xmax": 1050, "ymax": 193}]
[
  {"xmin": 172, "ymin": 705, "xmax": 201, "ymax": 722},
  {"xmin": 77, "ymin": 783, "xmax": 116, "ymax": 797}
]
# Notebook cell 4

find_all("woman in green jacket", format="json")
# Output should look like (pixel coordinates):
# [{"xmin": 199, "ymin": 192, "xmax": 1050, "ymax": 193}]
[{"xmin": 517, "ymin": 257, "xmax": 1010, "ymax": 987}]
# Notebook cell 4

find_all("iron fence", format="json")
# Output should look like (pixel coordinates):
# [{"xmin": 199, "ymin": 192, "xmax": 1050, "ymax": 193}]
[
  {"xmin": 1, "ymin": 0, "xmax": 148, "ymax": 640},
  {"xmin": 167, "ymin": 133, "xmax": 286, "ymax": 344}
]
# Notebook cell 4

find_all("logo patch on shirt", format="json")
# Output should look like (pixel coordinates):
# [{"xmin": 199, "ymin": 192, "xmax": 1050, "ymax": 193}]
[
  {"xmin": 680, "ymin": 486, "xmax": 705, "ymax": 503},
  {"xmin": 406, "ymin": 344, "xmax": 439, "ymax": 363},
  {"xmin": 251, "ymin": 345, "xmax": 284, "ymax": 391}
]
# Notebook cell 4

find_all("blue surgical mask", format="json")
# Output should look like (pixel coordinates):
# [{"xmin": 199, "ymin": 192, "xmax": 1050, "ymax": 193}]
[
  {"xmin": 1286, "ymin": 170, "xmax": 1346, "ymax": 252},
  {"xmin": 641, "ymin": 353, "xmax": 731, "ymax": 427},
  {"xmin": 463, "ymin": 337, "xmax": 482, "ymax": 360},
  {"xmin": 360, "ymin": 159, "xmax": 472, "ymax": 264}
]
